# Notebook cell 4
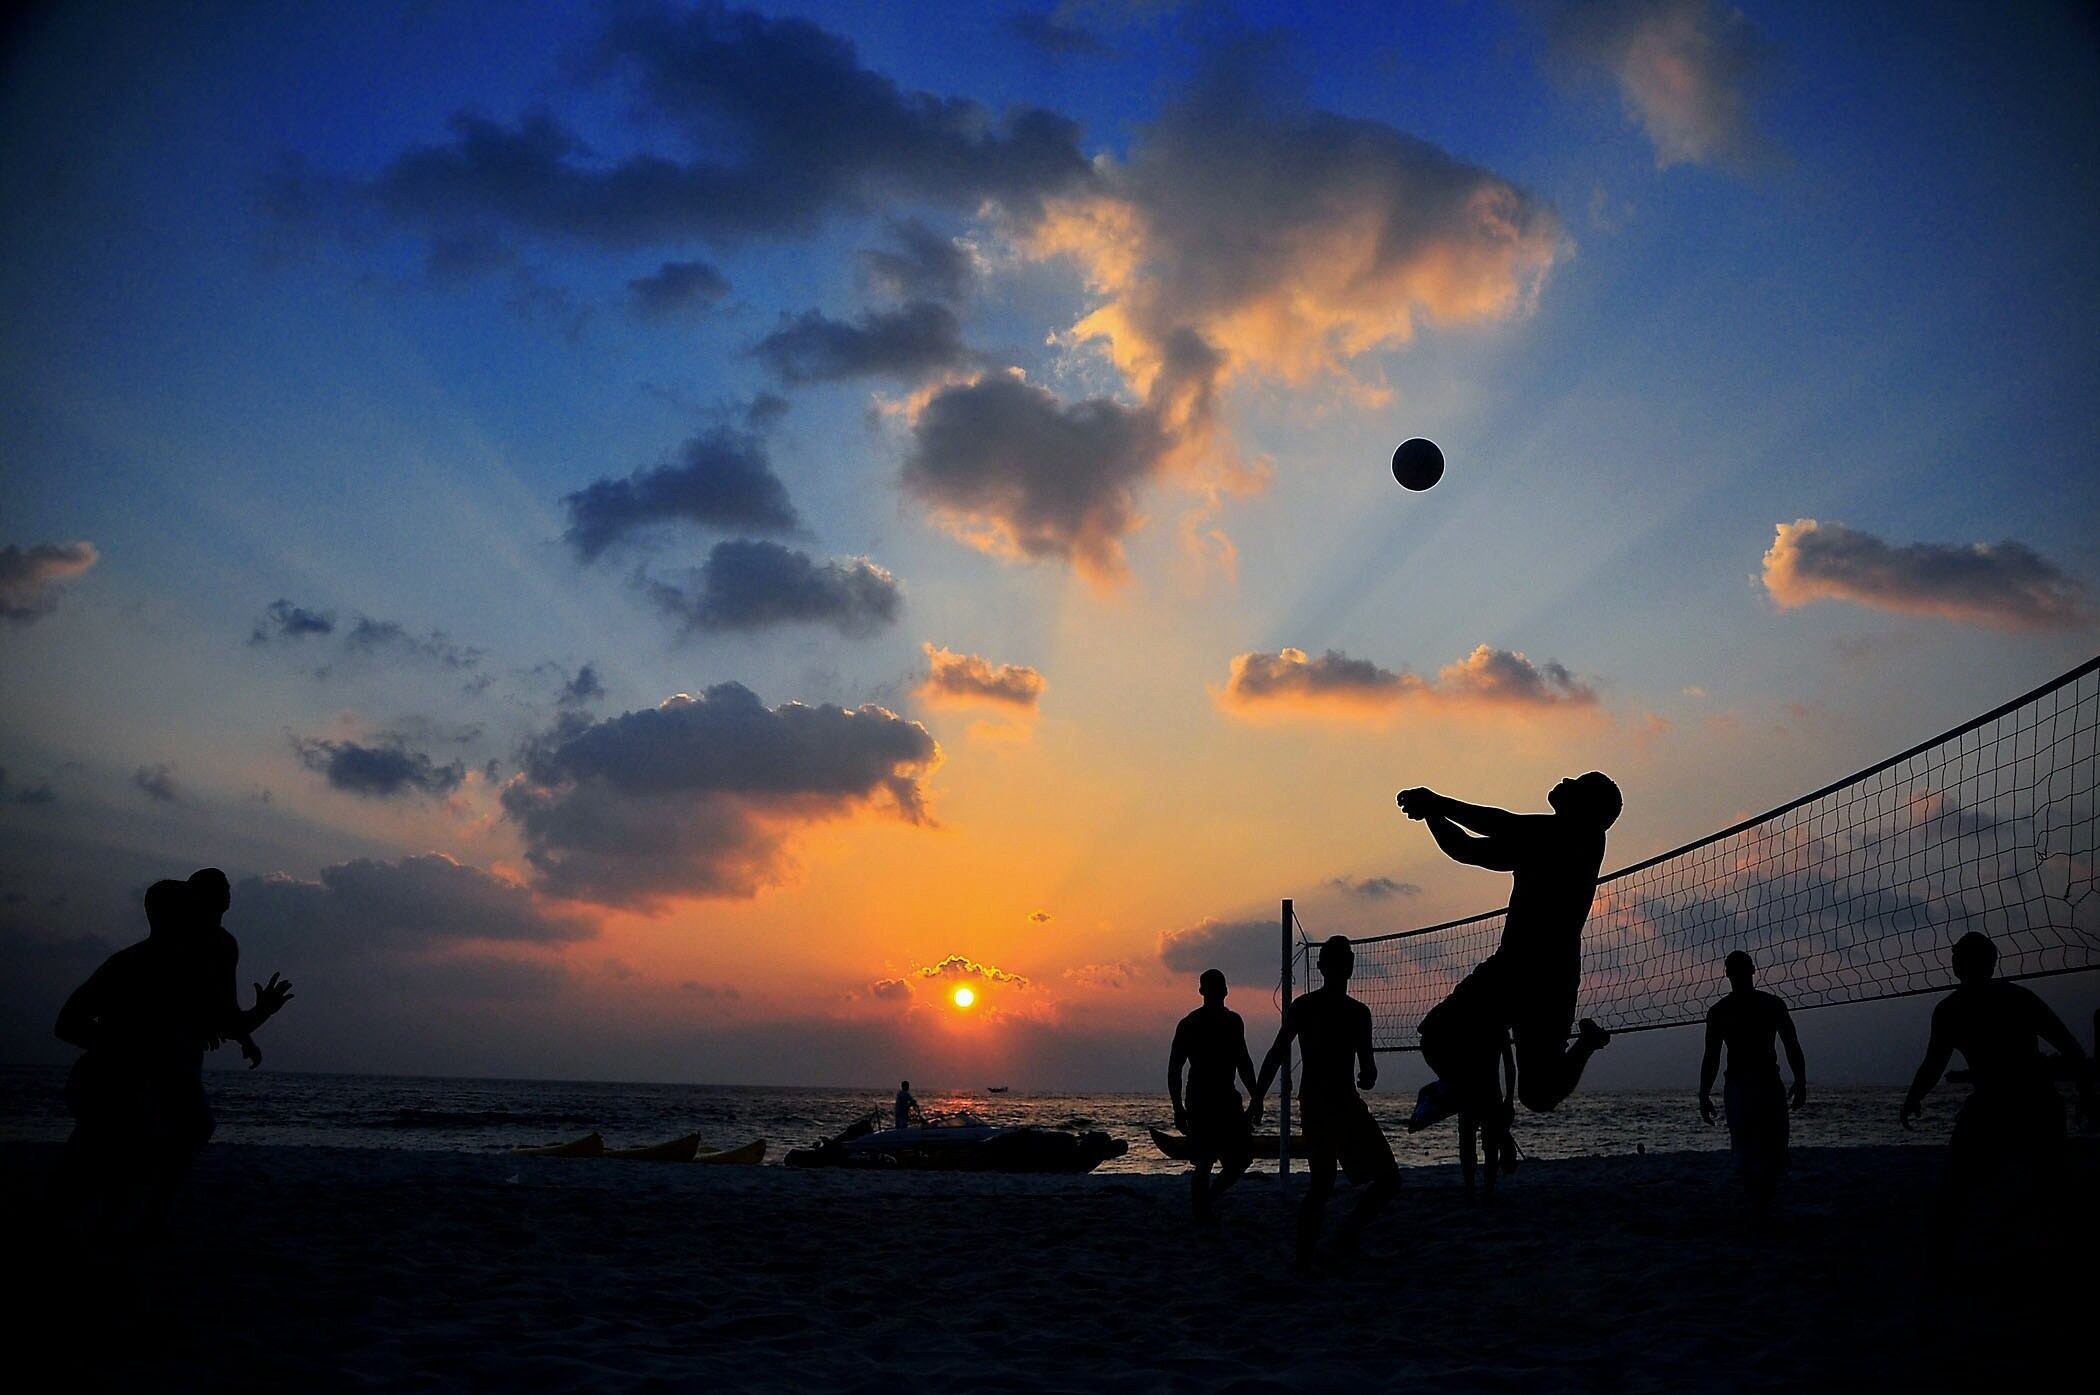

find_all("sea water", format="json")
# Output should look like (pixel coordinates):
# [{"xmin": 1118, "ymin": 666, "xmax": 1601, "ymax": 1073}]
[{"xmin": 0, "ymin": 1064, "xmax": 2016, "ymax": 1174}]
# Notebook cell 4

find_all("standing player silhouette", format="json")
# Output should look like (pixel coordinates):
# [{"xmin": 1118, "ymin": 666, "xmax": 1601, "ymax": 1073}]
[
  {"xmin": 1400, "ymin": 774, "xmax": 1622, "ymax": 1122},
  {"xmin": 1167, "ymin": 969, "xmax": 1259, "ymax": 1225}
]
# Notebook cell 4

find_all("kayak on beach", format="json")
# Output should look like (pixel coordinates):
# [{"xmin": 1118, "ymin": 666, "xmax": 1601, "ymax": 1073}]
[
  {"xmin": 786, "ymin": 1113, "xmax": 1125, "ymax": 1172},
  {"xmin": 513, "ymin": 1132, "xmax": 605, "ymax": 1158},
  {"xmin": 1147, "ymin": 1127, "xmax": 1284, "ymax": 1161}
]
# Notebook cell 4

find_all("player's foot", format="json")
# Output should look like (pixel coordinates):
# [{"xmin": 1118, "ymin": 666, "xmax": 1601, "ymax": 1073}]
[
  {"xmin": 1407, "ymin": 1079, "xmax": 1458, "ymax": 1133},
  {"xmin": 1577, "ymin": 1018, "xmax": 1612, "ymax": 1051}
]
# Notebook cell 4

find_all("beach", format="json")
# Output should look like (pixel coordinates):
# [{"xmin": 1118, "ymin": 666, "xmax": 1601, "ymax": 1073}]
[{"xmin": 10, "ymin": 1138, "xmax": 2092, "ymax": 1393}]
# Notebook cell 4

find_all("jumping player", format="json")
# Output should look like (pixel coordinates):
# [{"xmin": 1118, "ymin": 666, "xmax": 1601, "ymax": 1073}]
[{"xmin": 1399, "ymin": 773, "xmax": 1622, "ymax": 1122}]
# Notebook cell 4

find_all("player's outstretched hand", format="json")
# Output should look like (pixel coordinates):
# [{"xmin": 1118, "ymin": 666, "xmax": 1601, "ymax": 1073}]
[
  {"xmin": 1396, "ymin": 787, "xmax": 1438, "ymax": 819},
  {"xmin": 1789, "ymin": 1080, "xmax": 1807, "ymax": 1110},
  {"xmin": 254, "ymin": 973, "xmax": 294, "ymax": 1020},
  {"xmin": 241, "ymin": 1038, "xmax": 263, "ymax": 1069},
  {"xmin": 1698, "ymin": 1093, "xmax": 1716, "ymax": 1126}
]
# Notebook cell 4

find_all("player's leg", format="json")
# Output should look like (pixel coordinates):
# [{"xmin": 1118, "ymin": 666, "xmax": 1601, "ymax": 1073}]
[
  {"xmin": 1333, "ymin": 1102, "xmax": 1399, "ymax": 1254},
  {"xmin": 1297, "ymin": 1148, "xmax": 1337, "ymax": 1273},
  {"xmin": 1191, "ymin": 1155, "xmax": 1216, "ymax": 1224},
  {"xmin": 1512, "ymin": 1000, "xmax": 1607, "ymax": 1114}
]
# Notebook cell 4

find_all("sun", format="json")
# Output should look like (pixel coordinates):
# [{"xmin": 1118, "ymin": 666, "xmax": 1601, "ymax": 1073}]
[{"xmin": 951, "ymin": 985, "xmax": 976, "ymax": 1009}]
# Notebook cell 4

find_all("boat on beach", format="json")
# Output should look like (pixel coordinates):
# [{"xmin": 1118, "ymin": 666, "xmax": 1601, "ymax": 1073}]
[
  {"xmin": 785, "ymin": 1113, "xmax": 1126, "ymax": 1173},
  {"xmin": 513, "ymin": 1132, "xmax": 604, "ymax": 1158},
  {"xmin": 515, "ymin": 1132, "xmax": 766, "ymax": 1163},
  {"xmin": 1147, "ymin": 1127, "xmax": 1284, "ymax": 1161}
]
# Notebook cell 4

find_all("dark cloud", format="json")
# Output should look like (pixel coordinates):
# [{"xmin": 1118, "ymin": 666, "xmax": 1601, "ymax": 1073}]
[
  {"xmin": 294, "ymin": 737, "xmax": 467, "ymax": 800},
  {"xmin": 235, "ymin": 854, "xmax": 591, "ymax": 948},
  {"xmin": 562, "ymin": 427, "xmax": 799, "ymax": 562},
  {"xmin": 0, "ymin": 540, "xmax": 98, "ymax": 624},
  {"xmin": 753, "ymin": 301, "xmax": 969, "ymax": 383},
  {"xmin": 867, "ymin": 976, "xmax": 911, "ymax": 1000},
  {"xmin": 500, "ymin": 683, "xmax": 939, "ymax": 906},
  {"xmin": 1762, "ymin": 519, "xmax": 2091, "ymax": 631},
  {"xmin": 558, "ymin": 664, "xmax": 606, "ymax": 708},
  {"xmin": 917, "ymin": 643, "xmax": 1045, "ymax": 710},
  {"xmin": 342, "ymin": 4, "xmax": 1092, "ymax": 254},
  {"xmin": 248, "ymin": 599, "xmax": 337, "ymax": 646},
  {"xmin": 858, "ymin": 217, "xmax": 975, "ymax": 303},
  {"xmin": 918, "ymin": 954, "xmax": 1027, "ymax": 986},
  {"xmin": 0, "ymin": 767, "xmax": 57, "ymax": 806},
  {"xmin": 628, "ymin": 259, "xmax": 730, "ymax": 318},
  {"xmin": 900, "ymin": 370, "xmax": 1173, "ymax": 580},
  {"xmin": 1029, "ymin": 909, "xmax": 1052, "ymax": 924},
  {"xmin": 503, "ymin": 266, "xmax": 591, "ymax": 342},
  {"xmin": 643, "ymin": 540, "xmax": 902, "ymax": 636},
  {"xmin": 1008, "ymin": 10, "xmax": 1112, "ymax": 57},
  {"xmin": 1221, "ymin": 644, "xmax": 1597, "ymax": 718},
  {"xmin": 344, "ymin": 618, "xmax": 484, "ymax": 671},
  {"xmin": 1547, "ymin": 0, "xmax": 1773, "ymax": 171},
  {"xmin": 1157, "ymin": 916, "xmax": 1276, "ymax": 986},
  {"xmin": 132, "ymin": 764, "xmax": 181, "ymax": 804},
  {"xmin": 1328, "ymin": 876, "xmax": 1422, "ymax": 900},
  {"xmin": 1064, "ymin": 961, "xmax": 1138, "ymax": 989}
]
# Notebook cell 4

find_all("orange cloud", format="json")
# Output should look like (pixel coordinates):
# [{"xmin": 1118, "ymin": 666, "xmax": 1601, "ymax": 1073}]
[
  {"xmin": 1548, "ymin": 0, "xmax": 1773, "ymax": 172},
  {"xmin": 1761, "ymin": 519, "xmax": 2091, "ymax": 631},
  {"xmin": 917, "ymin": 643, "xmax": 1046, "ymax": 710},
  {"xmin": 1219, "ymin": 644, "xmax": 1598, "ymax": 721}
]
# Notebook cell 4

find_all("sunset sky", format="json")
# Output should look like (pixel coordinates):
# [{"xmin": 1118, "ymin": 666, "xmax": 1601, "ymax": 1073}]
[{"xmin": 3, "ymin": 0, "xmax": 2096, "ymax": 1088}]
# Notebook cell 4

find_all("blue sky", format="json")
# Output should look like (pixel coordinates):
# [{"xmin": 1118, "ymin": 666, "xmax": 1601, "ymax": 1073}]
[{"xmin": 2, "ymin": 1, "xmax": 2095, "ymax": 1087}]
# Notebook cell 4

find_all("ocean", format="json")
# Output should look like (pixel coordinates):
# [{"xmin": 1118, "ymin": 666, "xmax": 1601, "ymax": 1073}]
[{"xmin": 0, "ymin": 1064, "xmax": 1994, "ymax": 1174}]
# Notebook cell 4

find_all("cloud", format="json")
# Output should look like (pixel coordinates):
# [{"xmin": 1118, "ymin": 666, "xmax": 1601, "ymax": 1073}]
[
  {"xmin": 1220, "ymin": 644, "xmax": 1597, "ymax": 719},
  {"xmin": 899, "ymin": 369, "xmax": 1175, "ymax": 581},
  {"xmin": 1157, "ymin": 916, "xmax": 1276, "ymax": 985},
  {"xmin": 234, "ymin": 853, "xmax": 591, "ymax": 949},
  {"xmin": 337, "ymin": 3, "xmax": 1092, "ymax": 254},
  {"xmin": 1547, "ymin": 0, "xmax": 1772, "ymax": 170},
  {"xmin": 294, "ymin": 737, "xmax": 467, "ymax": 800},
  {"xmin": 904, "ymin": 59, "xmax": 1561, "ymax": 581},
  {"xmin": 1761, "ymin": 519, "xmax": 2091, "ymax": 631},
  {"xmin": 133, "ymin": 763, "xmax": 181, "ymax": 804},
  {"xmin": 1328, "ymin": 876, "xmax": 1421, "ymax": 900},
  {"xmin": 643, "ymin": 540, "xmax": 902, "ymax": 636},
  {"xmin": 563, "ymin": 427, "xmax": 800, "ymax": 562},
  {"xmin": 1008, "ymin": 9, "xmax": 1113, "ymax": 58},
  {"xmin": 249, "ymin": 599, "xmax": 336, "ymax": 645},
  {"xmin": 558, "ymin": 664, "xmax": 606, "ymax": 708},
  {"xmin": 917, "ymin": 954, "xmax": 1028, "ymax": 986},
  {"xmin": 916, "ymin": 643, "xmax": 1045, "ymax": 710},
  {"xmin": 866, "ymin": 976, "xmax": 912, "ymax": 1001},
  {"xmin": 753, "ymin": 301, "xmax": 969, "ymax": 383},
  {"xmin": 1064, "ymin": 961, "xmax": 1138, "ymax": 989},
  {"xmin": 627, "ymin": 259, "xmax": 730, "ymax": 318},
  {"xmin": 344, "ymin": 618, "xmax": 483, "ymax": 671},
  {"xmin": 858, "ymin": 218, "xmax": 976, "ymax": 303},
  {"xmin": 1029, "ymin": 909, "xmax": 1052, "ymax": 924},
  {"xmin": 0, "ymin": 766, "xmax": 57, "ymax": 806},
  {"xmin": 500, "ymin": 683, "xmax": 939, "ymax": 907},
  {"xmin": 0, "ymin": 541, "xmax": 98, "ymax": 624},
  {"xmin": 1025, "ymin": 58, "xmax": 1562, "ymax": 401}
]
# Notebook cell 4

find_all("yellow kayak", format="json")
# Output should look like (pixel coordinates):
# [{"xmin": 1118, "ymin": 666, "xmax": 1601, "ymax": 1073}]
[
  {"xmin": 693, "ymin": 1138, "xmax": 766, "ymax": 1165},
  {"xmin": 513, "ymin": 1132, "xmax": 604, "ymax": 1158}
]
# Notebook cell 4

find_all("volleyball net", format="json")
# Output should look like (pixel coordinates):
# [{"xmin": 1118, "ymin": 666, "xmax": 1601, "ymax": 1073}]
[{"xmin": 1290, "ymin": 656, "xmax": 2100, "ymax": 1052}]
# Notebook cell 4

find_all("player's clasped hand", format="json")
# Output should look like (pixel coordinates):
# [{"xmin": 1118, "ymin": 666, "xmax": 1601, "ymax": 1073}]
[
  {"xmin": 1698, "ymin": 1093, "xmax": 1717, "ymax": 1126},
  {"xmin": 1395, "ymin": 787, "xmax": 1438, "ymax": 819}
]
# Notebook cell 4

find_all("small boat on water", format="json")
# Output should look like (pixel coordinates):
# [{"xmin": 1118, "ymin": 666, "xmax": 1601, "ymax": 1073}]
[
  {"xmin": 786, "ymin": 1113, "xmax": 1125, "ymax": 1173},
  {"xmin": 987, "ymin": 1085, "xmax": 1010, "ymax": 1093},
  {"xmin": 606, "ymin": 1133, "xmax": 703, "ymax": 1162},
  {"xmin": 693, "ymin": 1138, "xmax": 766, "ymax": 1165},
  {"xmin": 513, "ymin": 1132, "xmax": 604, "ymax": 1158},
  {"xmin": 1147, "ymin": 1127, "xmax": 1285, "ymax": 1161}
]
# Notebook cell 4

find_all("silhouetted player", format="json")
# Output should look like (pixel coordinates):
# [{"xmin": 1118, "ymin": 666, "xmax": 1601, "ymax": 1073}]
[
  {"xmin": 1901, "ymin": 932, "xmax": 2094, "ymax": 1200},
  {"xmin": 1168, "ymin": 968, "xmax": 1259, "ymax": 1224},
  {"xmin": 1698, "ymin": 951, "xmax": 1806, "ymax": 1213},
  {"xmin": 1250, "ymin": 936, "xmax": 1399, "ymax": 1273},
  {"xmin": 187, "ymin": 867, "xmax": 280, "ymax": 1069},
  {"xmin": 894, "ymin": 1080, "xmax": 917, "ymax": 1131},
  {"xmin": 1400, "ymin": 773, "xmax": 1622, "ymax": 1118}
]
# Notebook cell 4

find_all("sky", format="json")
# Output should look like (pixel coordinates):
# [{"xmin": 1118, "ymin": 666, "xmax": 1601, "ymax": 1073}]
[{"xmin": 2, "ymin": 0, "xmax": 2096, "ymax": 1091}]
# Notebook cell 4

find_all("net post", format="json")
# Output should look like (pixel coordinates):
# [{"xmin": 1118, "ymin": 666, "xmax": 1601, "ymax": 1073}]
[{"xmin": 1279, "ymin": 898, "xmax": 1293, "ymax": 1178}]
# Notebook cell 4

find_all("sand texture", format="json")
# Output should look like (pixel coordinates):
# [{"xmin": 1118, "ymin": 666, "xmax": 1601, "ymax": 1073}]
[{"xmin": 8, "ymin": 1140, "xmax": 2092, "ymax": 1392}]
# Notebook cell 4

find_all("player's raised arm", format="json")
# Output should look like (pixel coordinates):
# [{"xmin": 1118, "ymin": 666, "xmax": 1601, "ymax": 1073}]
[{"xmin": 1423, "ymin": 812, "xmax": 1519, "ymax": 871}]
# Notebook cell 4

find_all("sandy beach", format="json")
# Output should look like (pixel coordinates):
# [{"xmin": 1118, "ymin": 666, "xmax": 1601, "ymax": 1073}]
[{"xmin": 10, "ymin": 1138, "xmax": 2092, "ymax": 1392}]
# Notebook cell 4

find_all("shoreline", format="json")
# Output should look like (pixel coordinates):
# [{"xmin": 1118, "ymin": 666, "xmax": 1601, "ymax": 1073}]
[{"xmin": 10, "ymin": 1138, "xmax": 2093, "ymax": 1392}]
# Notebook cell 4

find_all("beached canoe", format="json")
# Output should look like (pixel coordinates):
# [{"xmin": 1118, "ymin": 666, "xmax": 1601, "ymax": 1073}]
[
  {"xmin": 787, "ymin": 1121, "xmax": 1125, "ymax": 1173},
  {"xmin": 692, "ymin": 1138, "xmax": 766, "ymax": 1165},
  {"xmin": 606, "ymin": 1133, "xmax": 702, "ymax": 1162},
  {"xmin": 1148, "ymin": 1127, "xmax": 1284, "ymax": 1161},
  {"xmin": 513, "ymin": 1132, "xmax": 604, "ymax": 1158}
]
